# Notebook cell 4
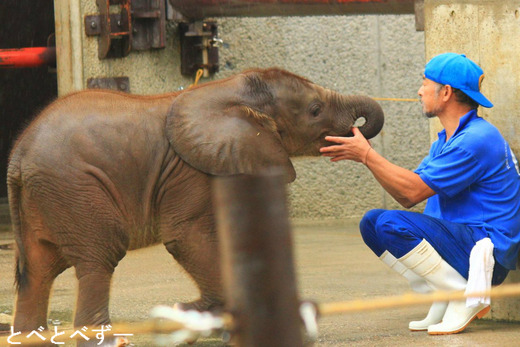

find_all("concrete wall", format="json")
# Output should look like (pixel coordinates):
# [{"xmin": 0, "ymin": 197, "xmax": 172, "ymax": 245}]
[
  {"xmin": 54, "ymin": 1, "xmax": 428, "ymax": 221},
  {"xmin": 424, "ymin": 0, "xmax": 520, "ymax": 321}
]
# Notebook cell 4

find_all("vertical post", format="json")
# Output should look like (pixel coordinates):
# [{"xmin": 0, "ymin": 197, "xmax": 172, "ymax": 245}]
[
  {"xmin": 213, "ymin": 171, "xmax": 303, "ymax": 347},
  {"xmin": 54, "ymin": 0, "xmax": 84, "ymax": 95}
]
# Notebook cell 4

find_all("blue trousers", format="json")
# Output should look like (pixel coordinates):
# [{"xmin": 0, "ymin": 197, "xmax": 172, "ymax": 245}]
[{"xmin": 359, "ymin": 209, "xmax": 508, "ymax": 285}]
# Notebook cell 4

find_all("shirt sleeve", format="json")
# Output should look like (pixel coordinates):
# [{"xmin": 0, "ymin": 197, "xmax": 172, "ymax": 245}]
[
  {"xmin": 415, "ymin": 154, "xmax": 430, "ymax": 173},
  {"xmin": 416, "ymin": 146, "xmax": 483, "ymax": 198}
]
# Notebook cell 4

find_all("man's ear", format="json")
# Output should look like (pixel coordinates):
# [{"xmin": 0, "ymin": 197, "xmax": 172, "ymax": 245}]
[{"xmin": 442, "ymin": 84, "xmax": 453, "ymax": 102}]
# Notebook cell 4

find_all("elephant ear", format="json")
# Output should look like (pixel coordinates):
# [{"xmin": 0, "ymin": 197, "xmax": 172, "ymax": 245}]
[{"xmin": 166, "ymin": 75, "xmax": 296, "ymax": 182}]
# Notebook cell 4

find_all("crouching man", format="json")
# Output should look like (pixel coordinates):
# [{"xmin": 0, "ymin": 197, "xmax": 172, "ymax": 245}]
[{"xmin": 320, "ymin": 53, "xmax": 520, "ymax": 334}]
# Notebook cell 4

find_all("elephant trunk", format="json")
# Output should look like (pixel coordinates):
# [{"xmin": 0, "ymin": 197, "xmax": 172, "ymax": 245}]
[{"xmin": 335, "ymin": 95, "xmax": 385, "ymax": 139}]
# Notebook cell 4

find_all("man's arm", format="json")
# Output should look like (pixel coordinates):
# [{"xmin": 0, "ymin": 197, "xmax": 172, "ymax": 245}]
[{"xmin": 320, "ymin": 127, "xmax": 435, "ymax": 208}]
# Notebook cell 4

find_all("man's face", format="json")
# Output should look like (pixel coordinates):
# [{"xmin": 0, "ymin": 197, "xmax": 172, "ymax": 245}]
[{"xmin": 418, "ymin": 77, "xmax": 444, "ymax": 118}]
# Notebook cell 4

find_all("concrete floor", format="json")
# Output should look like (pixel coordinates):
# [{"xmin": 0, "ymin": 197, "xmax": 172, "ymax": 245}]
[{"xmin": 1, "ymin": 219, "xmax": 520, "ymax": 346}]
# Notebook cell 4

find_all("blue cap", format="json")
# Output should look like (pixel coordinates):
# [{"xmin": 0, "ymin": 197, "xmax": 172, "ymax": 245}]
[{"xmin": 424, "ymin": 53, "xmax": 493, "ymax": 108}]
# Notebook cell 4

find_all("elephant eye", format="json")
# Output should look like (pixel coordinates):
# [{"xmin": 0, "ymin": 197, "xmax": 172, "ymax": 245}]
[{"xmin": 310, "ymin": 104, "xmax": 322, "ymax": 117}]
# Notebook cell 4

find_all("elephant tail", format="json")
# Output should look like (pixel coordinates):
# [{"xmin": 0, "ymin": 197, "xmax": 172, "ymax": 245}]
[{"xmin": 7, "ymin": 153, "xmax": 27, "ymax": 290}]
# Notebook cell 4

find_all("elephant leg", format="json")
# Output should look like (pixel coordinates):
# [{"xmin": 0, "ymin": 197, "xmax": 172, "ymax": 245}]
[
  {"xmin": 14, "ymin": 238, "xmax": 69, "ymax": 333},
  {"xmin": 74, "ymin": 269, "xmax": 113, "ymax": 327},
  {"xmin": 70, "ymin": 229, "xmax": 127, "ymax": 329},
  {"xmin": 74, "ymin": 267, "xmax": 129, "ymax": 347},
  {"xmin": 164, "ymin": 226, "xmax": 224, "ymax": 312},
  {"xmin": 31, "ymin": 182, "xmax": 129, "ymax": 325},
  {"xmin": 63, "ymin": 224, "xmax": 128, "ymax": 347}
]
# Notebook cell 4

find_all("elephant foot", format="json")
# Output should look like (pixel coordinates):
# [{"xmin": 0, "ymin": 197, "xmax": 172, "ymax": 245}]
[{"xmin": 174, "ymin": 297, "xmax": 225, "ymax": 313}]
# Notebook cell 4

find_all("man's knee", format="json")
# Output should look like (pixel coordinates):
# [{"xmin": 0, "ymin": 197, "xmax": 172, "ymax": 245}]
[
  {"xmin": 359, "ymin": 209, "xmax": 387, "ymax": 235},
  {"xmin": 374, "ymin": 210, "xmax": 413, "ymax": 234},
  {"xmin": 374, "ymin": 210, "xmax": 414, "ymax": 244},
  {"xmin": 359, "ymin": 209, "xmax": 389, "ymax": 256},
  {"xmin": 375, "ymin": 210, "xmax": 424, "ymax": 258}
]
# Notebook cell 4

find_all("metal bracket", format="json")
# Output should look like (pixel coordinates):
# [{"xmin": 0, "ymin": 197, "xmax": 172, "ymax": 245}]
[
  {"xmin": 87, "ymin": 77, "xmax": 130, "ymax": 92},
  {"xmin": 85, "ymin": 0, "xmax": 166, "ymax": 59},
  {"xmin": 179, "ymin": 21, "xmax": 221, "ymax": 76},
  {"xmin": 85, "ymin": 0, "xmax": 131, "ymax": 59},
  {"xmin": 132, "ymin": 0, "xmax": 166, "ymax": 50}
]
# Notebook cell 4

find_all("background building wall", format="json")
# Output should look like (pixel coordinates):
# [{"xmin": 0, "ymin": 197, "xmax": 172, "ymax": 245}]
[{"xmin": 56, "ymin": 1, "xmax": 428, "ymax": 220}]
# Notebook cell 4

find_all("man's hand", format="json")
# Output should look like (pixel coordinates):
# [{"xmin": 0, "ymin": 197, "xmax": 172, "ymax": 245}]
[
  {"xmin": 320, "ymin": 127, "xmax": 372, "ymax": 164},
  {"xmin": 320, "ymin": 127, "xmax": 435, "ymax": 208}
]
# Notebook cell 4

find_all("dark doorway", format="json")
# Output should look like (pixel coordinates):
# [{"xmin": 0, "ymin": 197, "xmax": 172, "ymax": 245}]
[{"xmin": 0, "ymin": 0, "xmax": 58, "ymax": 197}]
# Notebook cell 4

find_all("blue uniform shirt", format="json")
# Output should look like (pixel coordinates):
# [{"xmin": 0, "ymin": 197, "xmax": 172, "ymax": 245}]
[{"xmin": 415, "ymin": 110, "xmax": 520, "ymax": 269}]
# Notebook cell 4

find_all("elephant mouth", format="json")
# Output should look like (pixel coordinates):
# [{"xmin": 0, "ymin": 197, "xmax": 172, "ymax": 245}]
[
  {"xmin": 323, "ymin": 127, "xmax": 353, "ymax": 140},
  {"xmin": 344, "ymin": 129, "xmax": 355, "ymax": 137},
  {"xmin": 293, "ymin": 126, "xmax": 354, "ymax": 156}
]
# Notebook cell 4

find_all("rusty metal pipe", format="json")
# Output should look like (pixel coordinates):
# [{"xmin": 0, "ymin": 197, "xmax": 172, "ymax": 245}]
[
  {"xmin": 169, "ymin": 0, "xmax": 416, "ymax": 20},
  {"xmin": 0, "ymin": 47, "xmax": 56, "ymax": 68}
]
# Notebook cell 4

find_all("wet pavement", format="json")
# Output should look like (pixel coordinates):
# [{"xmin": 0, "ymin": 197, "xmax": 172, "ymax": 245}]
[{"xmin": 1, "ymin": 219, "xmax": 520, "ymax": 346}]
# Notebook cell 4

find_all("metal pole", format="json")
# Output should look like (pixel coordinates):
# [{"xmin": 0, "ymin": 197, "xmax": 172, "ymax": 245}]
[
  {"xmin": 169, "ymin": 0, "xmax": 416, "ymax": 20},
  {"xmin": 0, "ymin": 47, "xmax": 56, "ymax": 68},
  {"xmin": 213, "ymin": 171, "xmax": 303, "ymax": 347}
]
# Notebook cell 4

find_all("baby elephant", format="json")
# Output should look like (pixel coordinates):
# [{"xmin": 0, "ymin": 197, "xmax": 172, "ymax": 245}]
[{"xmin": 8, "ymin": 68, "xmax": 384, "ymax": 339}]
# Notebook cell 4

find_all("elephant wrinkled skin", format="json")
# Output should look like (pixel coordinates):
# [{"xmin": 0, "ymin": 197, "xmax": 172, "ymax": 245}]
[{"xmin": 7, "ymin": 68, "xmax": 384, "ymax": 335}]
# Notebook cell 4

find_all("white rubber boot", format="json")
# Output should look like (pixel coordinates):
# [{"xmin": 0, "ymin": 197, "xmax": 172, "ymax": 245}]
[
  {"xmin": 379, "ymin": 251, "xmax": 431, "ymax": 293},
  {"xmin": 409, "ymin": 301, "xmax": 449, "ymax": 332},
  {"xmin": 399, "ymin": 239, "xmax": 490, "ymax": 335},
  {"xmin": 427, "ymin": 301, "xmax": 490, "ymax": 335},
  {"xmin": 380, "ymin": 251, "xmax": 447, "ymax": 331}
]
